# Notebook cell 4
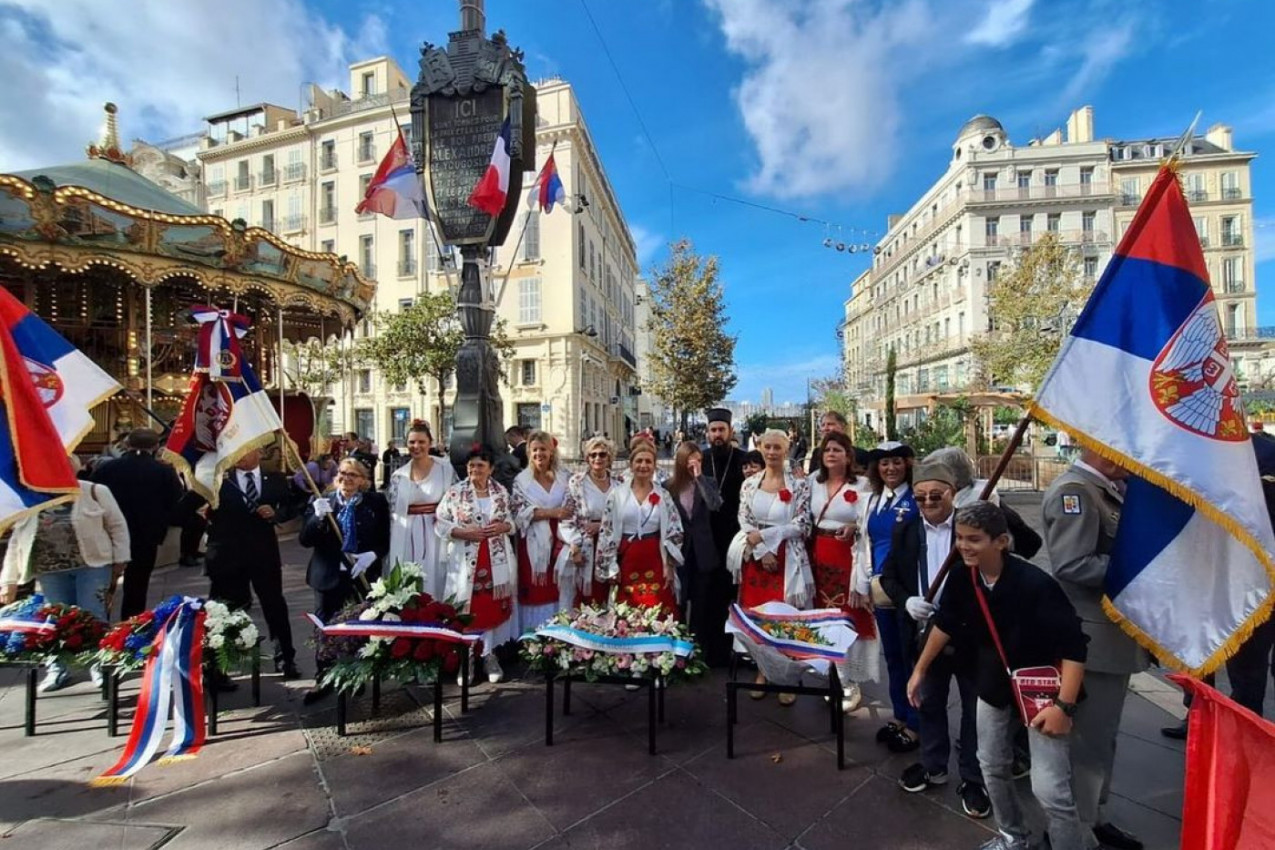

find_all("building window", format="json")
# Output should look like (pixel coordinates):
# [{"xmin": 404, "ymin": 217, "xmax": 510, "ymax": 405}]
[
  {"xmin": 354, "ymin": 409, "xmax": 375, "ymax": 441},
  {"xmin": 358, "ymin": 174, "xmax": 372, "ymax": 210},
  {"xmin": 320, "ymin": 140, "xmax": 337, "ymax": 171},
  {"xmin": 235, "ymin": 160, "xmax": 250, "ymax": 191},
  {"xmin": 523, "ymin": 212, "xmax": 540, "ymax": 261},
  {"xmin": 1079, "ymin": 166, "xmax": 1094, "ymax": 191},
  {"xmin": 589, "ymin": 240, "xmax": 596, "ymax": 280},
  {"xmin": 320, "ymin": 182, "xmax": 335, "ymax": 223},
  {"xmin": 516, "ymin": 402, "xmax": 542, "ymax": 431},
  {"xmin": 1020, "ymin": 216, "xmax": 1033, "ymax": 240},
  {"xmin": 521, "ymin": 360, "xmax": 536, "ymax": 386},
  {"xmin": 1082, "ymin": 211, "xmax": 1096, "ymax": 236},
  {"xmin": 1221, "ymin": 171, "xmax": 1241, "ymax": 200},
  {"xmin": 321, "ymin": 239, "xmax": 335, "ymax": 254},
  {"xmin": 578, "ymin": 223, "xmax": 586, "ymax": 269},
  {"xmin": 357, "ymin": 370, "xmax": 372, "ymax": 394},
  {"xmin": 260, "ymin": 199, "xmax": 274, "ymax": 232},
  {"xmin": 358, "ymin": 132, "xmax": 375, "ymax": 163},
  {"xmin": 390, "ymin": 408, "xmax": 410, "ymax": 441},
  {"xmin": 985, "ymin": 217, "xmax": 999, "ymax": 245},
  {"xmin": 285, "ymin": 148, "xmax": 304, "ymax": 182},
  {"xmin": 988, "ymin": 262, "xmax": 1001, "ymax": 282},
  {"xmin": 361, "ymin": 71, "xmax": 376, "ymax": 97},
  {"xmin": 518, "ymin": 277, "xmax": 542, "ymax": 324},
  {"xmin": 1222, "ymin": 215, "xmax": 1242, "ymax": 246},
  {"xmin": 1044, "ymin": 169, "xmax": 1058, "ymax": 193},
  {"xmin": 1224, "ymin": 257, "xmax": 1243, "ymax": 292},
  {"xmin": 1084, "ymin": 256, "xmax": 1098, "ymax": 279},
  {"xmin": 398, "ymin": 229, "xmax": 416, "ymax": 276},
  {"xmin": 1193, "ymin": 216, "xmax": 1209, "ymax": 247},
  {"xmin": 1016, "ymin": 171, "xmax": 1031, "ymax": 189},
  {"xmin": 1047, "ymin": 213, "xmax": 1061, "ymax": 233},
  {"xmin": 1120, "ymin": 178, "xmax": 1139, "ymax": 206},
  {"xmin": 360, "ymin": 235, "xmax": 375, "ymax": 278}
]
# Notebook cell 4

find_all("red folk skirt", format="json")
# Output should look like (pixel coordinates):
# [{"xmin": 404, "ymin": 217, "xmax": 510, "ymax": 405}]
[
  {"xmin": 740, "ymin": 545, "xmax": 786, "ymax": 609},
  {"xmin": 468, "ymin": 540, "xmax": 512, "ymax": 631},
  {"xmin": 518, "ymin": 519, "xmax": 562, "ymax": 607},
  {"xmin": 616, "ymin": 535, "xmax": 679, "ymax": 617},
  {"xmin": 810, "ymin": 531, "xmax": 875, "ymax": 639}
]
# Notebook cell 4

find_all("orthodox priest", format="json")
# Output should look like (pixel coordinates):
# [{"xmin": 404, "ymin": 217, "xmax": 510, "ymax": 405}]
[{"xmin": 697, "ymin": 407, "xmax": 746, "ymax": 666}]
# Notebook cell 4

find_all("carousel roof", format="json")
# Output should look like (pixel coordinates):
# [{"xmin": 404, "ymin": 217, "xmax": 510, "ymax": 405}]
[{"xmin": 0, "ymin": 104, "xmax": 375, "ymax": 329}]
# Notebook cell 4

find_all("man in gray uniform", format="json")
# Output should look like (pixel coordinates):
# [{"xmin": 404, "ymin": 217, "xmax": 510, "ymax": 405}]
[{"xmin": 1042, "ymin": 449, "xmax": 1146, "ymax": 850}]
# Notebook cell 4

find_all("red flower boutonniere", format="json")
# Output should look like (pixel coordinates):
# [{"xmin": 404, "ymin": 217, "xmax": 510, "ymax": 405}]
[
  {"xmin": 778, "ymin": 489, "xmax": 792, "ymax": 504},
  {"xmin": 649, "ymin": 493, "xmax": 661, "ymax": 506},
  {"xmin": 844, "ymin": 490, "xmax": 859, "ymax": 503}
]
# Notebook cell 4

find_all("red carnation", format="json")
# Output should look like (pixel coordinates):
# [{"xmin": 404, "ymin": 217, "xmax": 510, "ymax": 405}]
[
  {"xmin": 421, "ymin": 602, "xmax": 446, "ymax": 622},
  {"xmin": 649, "ymin": 493, "xmax": 661, "ymax": 506},
  {"xmin": 844, "ymin": 490, "xmax": 859, "ymax": 503},
  {"xmin": 779, "ymin": 489, "xmax": 792, "ymax": 503},
  {"xmin": 437, "ymin": 604, "xmax": 458, "ymax": 621},
  {"xmin": 390, "ymin": 638, "xmax": 412, "ymax": 659},
  {"xmin": 413, "ymin": 641, "xmax": 436, "ymax": 662},
  {"xmin": 442, "ymin": 649, "xmax": 461, "ymax": 674},
  {"xmin": 418, "ymin": 592, "xmax": 435, "ymax": 605}
]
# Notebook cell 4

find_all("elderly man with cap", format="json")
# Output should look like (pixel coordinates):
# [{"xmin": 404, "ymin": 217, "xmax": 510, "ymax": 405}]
[
  {"xmin": 853, "ymin": 440, "xmax": 922, "ymax": 752},
  {"xmin": 700, "ymin": 407, "xmax": 746, "ymax": 666},
  {"xmin": 1042, "ymin": 449, "xmax": 1145, "ymax": 850},
  {"xmin": 91, "ymin": 428, "xmax": 183, "ymax": 618},
  {"xmin": 880, "ymin": 461, "xmax": 990, "ymax": 819}
]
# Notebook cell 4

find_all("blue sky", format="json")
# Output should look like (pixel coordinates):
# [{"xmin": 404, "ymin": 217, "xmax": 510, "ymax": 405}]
[{"xmin": 3, "ymin": 0, "xmax": 1274, "ymax": 405}]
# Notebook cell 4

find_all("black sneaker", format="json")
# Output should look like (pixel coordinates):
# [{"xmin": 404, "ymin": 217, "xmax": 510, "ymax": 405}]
[
  {"xmin": 898, "ymin": 762, "xmax": 947, "ymax": 793},
  {"xmin": 886, "ymin": 727, "xmax": 920, "ymax": 754},
  {"xmin": 958, "ymin": 781, "xmax": 992, "ymax": 819},
  {"xmin": 876, "ymin": 721, "xmax": 902, "ymax": 744},
  {"xmin": 1092, "ymin": 822, "xmax": 1143, "ymax": 850}
]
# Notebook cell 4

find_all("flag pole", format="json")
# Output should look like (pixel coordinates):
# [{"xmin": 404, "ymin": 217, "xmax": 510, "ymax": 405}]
[
  {"xmin": 1167, "ymin": 110, "xmax": 1203, "ymax": 168},
  {"xmin": 923, "ymin": 415, "xmax": 1032, "ymax": 601},
  {"xmin": 281, "ymin": 432, "xmax": 370, "ymax": 592},
  {"xmin": 494, "ymin": 139, "xmax": 555, "ymax": 307}
]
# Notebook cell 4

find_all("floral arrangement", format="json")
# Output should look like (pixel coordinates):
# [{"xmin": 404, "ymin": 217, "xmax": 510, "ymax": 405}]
[
  {"xmin": 520, "ymin": 602, "xmax": 706, "ymax": 683},
  {"xmin": 314, "ymin": 561, "xmax": 472, "ymax": 694},
  {"xmin": 754, "ymin": 618, "xmax": 833, "ymax": 647},
  {"xmin": 203, "ymin": 600, "xmax": 260, "ymax": 673},
  {"xmin": 97, "ymin": 595, "xmax": 185, "ymax": 672},
  {"xmin": 0, "ymin": 595, "xmax": 106, "ymax": 666}
]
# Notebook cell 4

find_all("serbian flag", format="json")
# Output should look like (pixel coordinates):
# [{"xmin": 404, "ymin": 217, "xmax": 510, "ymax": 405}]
[
  {"xmin": 163, "ymin": 311, "xmax": 283, "ymax": 508},
  {"xmin": 354, "ymin": 128, "xmax": 426, "ymax": 220},
  {"xmin": 1029, "ymin": 165, "xmax": 1275, "ymax": 674},
  {"xmin": 536, "ymin": 153, "xmax": 566, "ymax": 214},
  {"xmin": 0, "ymin": 287, "xmax": 120, "ymax": 451},
  {"xmin": 1169, "ymin": 674, "xmax": 1275, "ymax": 848},
  {"xmin": 467, "ymin": 117, "xmax": 511, "ymax": 217}
]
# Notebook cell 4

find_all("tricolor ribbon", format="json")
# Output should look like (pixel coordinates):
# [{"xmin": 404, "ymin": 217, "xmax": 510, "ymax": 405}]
[
  {"xmin": 528, "ymin": 625, "xmax": 697, "ymax": 658},
  {"xmin": 305, "ymin": 614, "xmax": 480, "ymax": 643},
  {"xmin": 94, "ymin": 598, "xmax": 208, "ymax": 786},
  {"xmin": 190, "ymin": 307, "xmax": 250, "ymax": 382},
  {"xmin": 727, "ymin": 604, "xmax": 853, "ymax": 663},
  {"xmin": 0, "ymin": 618, "xmax": 56, "ymax": 634}
]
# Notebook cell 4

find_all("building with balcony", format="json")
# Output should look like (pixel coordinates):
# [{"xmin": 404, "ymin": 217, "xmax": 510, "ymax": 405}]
[
  {"xmin": 181, "ymin": 57, "xmax": 638, "ymax": 456},
  {"xmin": 841, "ymin": 106, "xmax": 1270, "ymax": 431}
]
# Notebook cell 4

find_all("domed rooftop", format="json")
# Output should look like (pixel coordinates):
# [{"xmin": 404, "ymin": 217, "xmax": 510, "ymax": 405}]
[{"xmin": 956, "ymin": 114, "xmax": 1005, "ymax": 140}]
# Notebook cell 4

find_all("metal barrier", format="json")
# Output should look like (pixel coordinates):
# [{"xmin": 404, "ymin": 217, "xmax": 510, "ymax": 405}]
[{"xmin": 977, "ymin": 454, "xmax": 1070, "ymax": 491}]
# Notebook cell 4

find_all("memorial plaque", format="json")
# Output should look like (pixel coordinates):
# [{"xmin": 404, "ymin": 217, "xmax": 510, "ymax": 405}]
[{"xmin": 423, "ymin": 87, "xmax": 505, "ymax": 244}]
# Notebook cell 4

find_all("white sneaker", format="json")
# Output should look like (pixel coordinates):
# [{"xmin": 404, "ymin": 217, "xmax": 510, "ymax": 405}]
[
  {"xmin": 38, "ymin": 665, "xmax": 69, "ymax": 693},
  {"xmin": 485, "ymin": 654, "xmax": 503, "ymax": 684},
  {"xmin": 89, "ymin": 663, "xmax": 104, "ymax": 688},
  {"xmin": 841, "ymin": 683, "xmax": 862, "ymax": 713}
]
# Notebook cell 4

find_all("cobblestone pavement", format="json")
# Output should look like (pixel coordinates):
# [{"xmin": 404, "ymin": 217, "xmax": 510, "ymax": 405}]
[{"xmin": 0, "ymin": 492, "xmax": 1190, "ymax": 849}]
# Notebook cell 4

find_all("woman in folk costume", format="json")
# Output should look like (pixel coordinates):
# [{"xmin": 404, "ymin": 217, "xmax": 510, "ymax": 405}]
[
  {"xmin": 806, "ymin": 431, "xmax": 876, "ymax": 713},
  {"xmin": 435, "ymin": 446, "xmax": 517, "ymax": 684},
  {"xmin": 386, "ymin": 420, "xmax": 456, "ymax": 598},
  {"xmin": 851, "ymin": 440, "xmax": 921, "ymax": 753},
  {"xmin": 596, "ymin": 438, "xmax": 684, "ymax": 615},
  {"xmin": 727, "ymin": 428, "xmax": 813, "ymax": 705},
  {"xmin": 559, "ymin": 436, "xmax": 621, "ymax": 608},
  {"xmin": 512, "ymin": 430, "xmax": 573, "ymax": 634}
]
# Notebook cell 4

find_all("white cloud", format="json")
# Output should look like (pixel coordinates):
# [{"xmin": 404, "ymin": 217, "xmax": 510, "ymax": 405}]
[
  {"xmin": 629, "ymin": 223, "xmax": 665, "ymax": 268},
  {"xmin": 0, "ymin": 0, "xmax": 387, "ymax": 171},
  {"xmin": 1057, "ymin": 20, "xmax": 1136, "ymax": 106},
  {"xmin": 966, "ymin": 0, "xmax": 1035, "ymax": 46},
  {"xmin": 1255, "ymin": 218, "xmax": 1275, "ymax": 265}
]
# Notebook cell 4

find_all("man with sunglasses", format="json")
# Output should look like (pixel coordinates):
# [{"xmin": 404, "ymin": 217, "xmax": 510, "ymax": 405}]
[{"xmin": 881, "ymin": 463, "xmax": 989, "ymax": 819}]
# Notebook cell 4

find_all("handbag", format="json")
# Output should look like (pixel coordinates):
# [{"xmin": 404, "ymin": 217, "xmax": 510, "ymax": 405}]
[{"xmin": 969, "ymin": 563, "xmax": 1061, "ymax": 725}]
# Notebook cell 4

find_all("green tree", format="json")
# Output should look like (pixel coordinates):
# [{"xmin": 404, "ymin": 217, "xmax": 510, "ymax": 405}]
[
  {"xmin": 283, "ymin": 336, "xmax": 358, "ymax": 397},
  {"xmin": 969, "ymin": 232, "xmax": 1096, "ymax": 392},
  {"xmin": 899, "ymin": 401, "xmax": 969, "ymax": 457},
  {"xmin": 745, "ymin": 411, "xmax": 770, "ymax": 442},
  {"xmin": 645, "ymin": 239, "xmax": 738, "ymax": 431},
  {"xmin": 358, "ymin": 292, "xmax": 514, "ymax": 436},
  {"xmin": 811, "ymin": 371, "xmax": 855, "ymax": 418},
  {"xmin": 884, "ymin": 347, "xmax": 898, "ymax": 441}
]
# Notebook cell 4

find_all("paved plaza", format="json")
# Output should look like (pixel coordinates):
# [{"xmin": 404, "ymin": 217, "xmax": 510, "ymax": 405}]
[{"xmin": 0, "ymin": 494, "xmax": 1192, "ymax": 849}]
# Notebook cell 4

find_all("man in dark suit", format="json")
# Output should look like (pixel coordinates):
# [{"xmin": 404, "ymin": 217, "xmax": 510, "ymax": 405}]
[
  {"xmin": 702, "ymin": 407, "xmax": 745, "ymax": 667},
  {"xmin": 505, "ymin": 425, "xmax": 528, "ymax": 469},
  {"xmin": 205, "ymin": 448, "xmax": 300, "ymax": 680},
  {"xmin": 881, "ymin": 462, "xmax": 989, "ymax": 819},
  {"xmin": 91, "ymin": 429, "xmax": 183, "ymax": 618}
]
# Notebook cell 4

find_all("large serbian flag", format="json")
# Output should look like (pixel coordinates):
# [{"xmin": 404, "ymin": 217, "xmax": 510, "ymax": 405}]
[
  {"xmin": 536, "ymin": 153, "xmax": 566, "ymax": 214},
  {"xmin": 0, "ymin": 295, "xmax": 80, "ymax": 531},
  {"xmin": 1029, "ymin": 165, "xmax": 1275, "ymax": 674},
  {"xmin": 0, "ymin": 287, "xmax": 120, "ymax": 451},
  {"xmin": 163, "ymin": 309, "xmax": 283, "ymax": 508},
  {"xmin": 467, "ymin": 117, "xmax": 511, "ymax": 217},
  {"xmin": 354, "ymin": 127, "xmax": 426, "ymax": 220}
]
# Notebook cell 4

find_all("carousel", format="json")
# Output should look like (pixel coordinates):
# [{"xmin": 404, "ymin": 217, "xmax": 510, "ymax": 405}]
[{"xmin": 0, "ymin": 104, "xmax": 374, "ymax": 460}]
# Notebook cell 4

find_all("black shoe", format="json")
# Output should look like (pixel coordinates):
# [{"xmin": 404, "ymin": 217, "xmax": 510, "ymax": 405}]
[
  {"xmin": 302, "ymin": 685, "xmax": 333, "ymax": 706},
  {"xmin": 1160, "ymin": 721, "xmax": 1188, "ymax": 740},
  {"xmin": 876, "ymin": 722, "xmax": 902, "ymax": 744},
  {"xmin": 898, "ymin": 762, "xmax": 947, "ymax": 793},
  {"xmin": 277, "ymin": 661, "xmax": 302, "ymax": 680},
  {"xmin": 886, "ymin": 728, "xmax": 920, "ymax": 754},
  {"xmin": 1093, "ymin": 822, "xmax": 1143, "ymax": 850},
  {"xmin": 178, "ymin": 554, "xmax": 204, "ymax": 567},
  {"xmin": 957, "ymin": 781, "xmax": 991, "ymax": 819}
]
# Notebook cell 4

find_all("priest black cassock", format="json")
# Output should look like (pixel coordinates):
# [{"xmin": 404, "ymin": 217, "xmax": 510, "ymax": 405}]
[{"xmin": 697, "ymin": 407, "xmax": 746, "ymax": 667}]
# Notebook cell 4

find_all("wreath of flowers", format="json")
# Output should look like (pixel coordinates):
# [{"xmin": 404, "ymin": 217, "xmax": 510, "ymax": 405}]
[
  {"xmin": 521, "ymin": 602, "xmax": 706, "ymax": 683},
  {"xmin": 0, "ymin": 595, "xmax": 106, "ymax": 666},
  {"xmin": 97, "ymin": 595, "xmax": 184, "ymax": 673},
  {"xmin": 754, "ymin": 618, "xmax": 833, "ymax": 647},
  {"xmin": 203, "ymin": 600, "xmax": 260, "ymax": 673}
]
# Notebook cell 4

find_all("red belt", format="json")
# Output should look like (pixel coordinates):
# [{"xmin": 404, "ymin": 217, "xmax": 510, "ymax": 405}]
[{"xmin": 407, "ymin": 503, "xmax": 438, "ymax": 516}]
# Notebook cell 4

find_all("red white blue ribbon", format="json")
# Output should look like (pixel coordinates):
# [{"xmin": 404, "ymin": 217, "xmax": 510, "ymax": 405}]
[
  {"xmin": 0, "ymin": 618, "xmax": 56, "ymax": 634},
  {"xmin": 190, "ymin": 307, "xmax": 250, "ymax": 382},
  {"xmin": 727, "ymin": 604, "xmax": 851, "ymax": 662},
  {"xmin": 94, "ymin": 599, "xmax": 208, "ymax": 785},
  {"xmin": 306, "ymin": 613, "xmax": 479, "ymax": 643}
]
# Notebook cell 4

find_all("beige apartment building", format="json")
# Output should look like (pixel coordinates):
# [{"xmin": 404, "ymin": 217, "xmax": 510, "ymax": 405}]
[
  {"xmin": 185, "ymin": 57, "xmax": 639, "ymax": 457},
  {"xmin": 841, "ymin": 107, "xmax": 1268, "ymax": 432}
]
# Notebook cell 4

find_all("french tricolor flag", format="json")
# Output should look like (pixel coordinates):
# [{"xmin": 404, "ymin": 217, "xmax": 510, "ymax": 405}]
[
  {"xmin": 355, "ymin": 128, "xmax": 426, "ymax": 220},
  {"xmin": 468, "ymin": 118, "xmax": 511, "ymax": 217}
]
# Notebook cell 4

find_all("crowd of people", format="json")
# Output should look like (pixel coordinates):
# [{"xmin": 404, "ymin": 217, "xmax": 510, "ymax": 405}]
[{"xmin": 11, "ymin": 408, "xmax": 1275, "ymax": 850}]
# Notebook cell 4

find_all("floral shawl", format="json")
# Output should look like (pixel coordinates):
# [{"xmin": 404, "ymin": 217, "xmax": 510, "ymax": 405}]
[
  {"xmin": 727, "ymin": 471, "xmax": 813, "ymax": 607},
  {"xmin": 511, "ymin": 467, "xmax": 571, "ymax": 585},
  {"xmin": 434, "ymin": 478, "xmax": 515, "ymax": 610},
  {"xmin": 559, "ymin": 470, "xmax": 621, "ymax": 599},
  {"xmin": 595, "ymin": 481, "xmax": 685, "ymax": 590}
]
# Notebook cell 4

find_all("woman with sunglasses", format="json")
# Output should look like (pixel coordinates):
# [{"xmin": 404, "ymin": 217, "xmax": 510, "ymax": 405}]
[
  {"xmin": 560, "ymin": 436, "xmax": 620, "ymax": 607},
  {"xmin": 512, "ymin": 431, "xmax": 574, "ymax": 634},
  {"xmin": 386, "ymin": 420, "xmax": 456, "ymax": 599}
]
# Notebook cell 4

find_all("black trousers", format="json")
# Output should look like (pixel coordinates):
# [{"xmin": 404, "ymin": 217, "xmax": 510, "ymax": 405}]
[
  {"xmin": 177, "ymin": 493, "xmax": 207, "ymax": 558},
  {"xmin": 209, "ymin": 561, "xmax": 296, "ymax": 665},
  {"xmin": 121, "ymin": 543, "xmax": 159, "ymax": 620},
  {"xmin": 313, "ymin": 580, "xmax": 356, "ymax": 676},
  {"xmin": 691, "ymin": 566, "xmax": 736, "ymax": 667}
]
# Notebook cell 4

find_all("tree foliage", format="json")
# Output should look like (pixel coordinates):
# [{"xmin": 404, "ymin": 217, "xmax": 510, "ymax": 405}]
[
  {"xmin": 811, "ymin": 371, "xmax": 856, "ymax": 419},
  {"xmin": 358, "ymin": 291, "xmax": 514, "ymax": 434},
  {"xmin": 969, "ymin": 232, "xmax": 1096, "ymax": 392},
  {"xmin": 899, "ymin": 400, "xmax": 971, "ymax": 457},
  {"xmin": 644, "ymin": 239, "xmax": 737, "ymax": 429},
  {"xmin": 283, "ymin": 336, "xmax": 359, "ymax": 397},
  {"xmin": 884, "ymin": 347, "xmax": 898, "ymax": 441}
]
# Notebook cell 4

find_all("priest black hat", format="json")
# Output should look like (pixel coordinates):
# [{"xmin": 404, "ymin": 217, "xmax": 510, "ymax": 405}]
[{"xmin": 706, "ymin": 407, "xmax": 732, "ymax": 424}]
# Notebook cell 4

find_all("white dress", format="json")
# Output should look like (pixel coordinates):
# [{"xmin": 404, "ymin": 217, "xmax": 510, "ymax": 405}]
[
  {"xmin": 387, "ymin": 459, "xmax": 457, "ymax": 599},
  {"xmin": 512, "ymin": 469, "xmax": 572, "ymax": 633}
]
